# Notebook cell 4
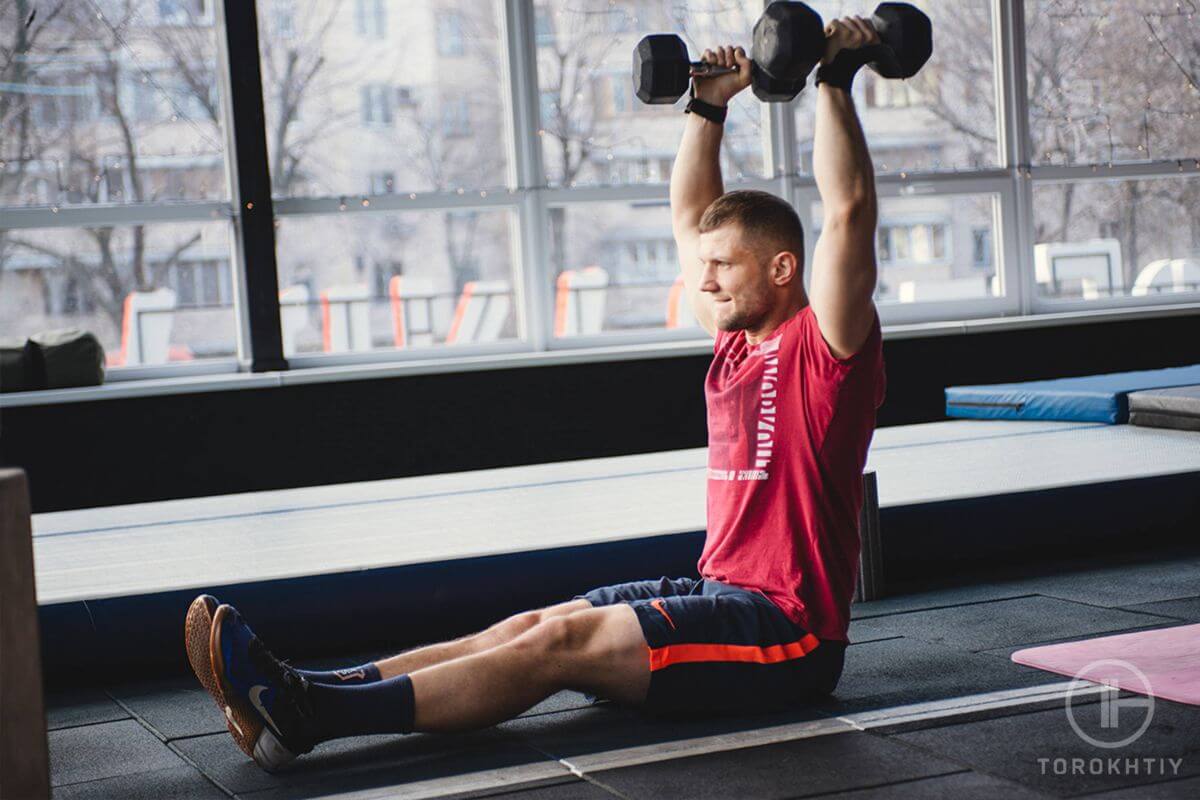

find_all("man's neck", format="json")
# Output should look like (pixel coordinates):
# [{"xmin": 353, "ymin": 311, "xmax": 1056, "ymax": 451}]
[{"xmin": 743, "ymin": 295, "xmax": 809, "ymax": 345}]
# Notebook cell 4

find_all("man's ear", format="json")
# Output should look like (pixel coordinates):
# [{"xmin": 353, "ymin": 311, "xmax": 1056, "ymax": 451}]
[{"xmin": 771, "ymin": 251, "xmax": 800, "ymax": 286}]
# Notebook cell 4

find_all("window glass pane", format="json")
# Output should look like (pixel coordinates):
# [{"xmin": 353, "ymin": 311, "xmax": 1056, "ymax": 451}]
[
  {"xmin": 811, "ymin": 193, "xmax": 1001, "ymax": 304},
  {"xmin": 1025, "ymin": 0, "xmax": 1200, "ymax": 165},
  {"xmin": 534, "ymin": 0, "xmax": 766, "ymax": 188},
  {"xmin": 795, "ymin": 1, "xmax": 999, "ymax": 175},
  {"xmin": 355, "ymin": 0, "xmax": 386, "ymax": 38},
  {"xmin": 259, "ymin": 1, "xmax": 509, "ymax": 198},
  {"xmin": 275, "ymin": 210, "xmax": 518, "ymax": 354},
  {"xmin": 1, "ymin": 1, "xmax": 229, "ymax": 207},
  {"xmin": 549, "ymin": 202, "xmax": 688, "ymax": 336},
  {"xmin": 1032, "ymin": 177, "xmax": 1200, "ymax": 300},
  {"xmin": 437, "ymin": 12, "xmax": 466, "ymax": 57},
  {"xmin": 0, "ymin": 220, "xmax": 236, "ymax": 365}
]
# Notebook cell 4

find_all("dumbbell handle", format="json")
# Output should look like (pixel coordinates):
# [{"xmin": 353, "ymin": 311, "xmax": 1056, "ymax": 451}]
[{"xmin": 690, "ymin": 61, "xmax": 740, "ymax": 78}]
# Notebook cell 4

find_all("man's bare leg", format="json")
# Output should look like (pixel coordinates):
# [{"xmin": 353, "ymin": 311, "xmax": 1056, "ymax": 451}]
[
  {"xmin": 409, "ymin": 604, "xmax": 650, "ymax": 732},
  {"xmin": 373, "ymin": 598, "xmax": 593, "ymax": 679}
]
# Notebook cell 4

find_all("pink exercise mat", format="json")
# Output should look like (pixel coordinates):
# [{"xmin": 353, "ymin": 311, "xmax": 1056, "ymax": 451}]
[{"xmin": 1012, "ymin": 624, "xmax": 1200, "ymax": 706}]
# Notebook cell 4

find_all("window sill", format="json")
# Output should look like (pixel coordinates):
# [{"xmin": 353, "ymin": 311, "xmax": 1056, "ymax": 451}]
[{"xmin": 1, "ymin": 300, "xmax": 1197, "ymax": 409}]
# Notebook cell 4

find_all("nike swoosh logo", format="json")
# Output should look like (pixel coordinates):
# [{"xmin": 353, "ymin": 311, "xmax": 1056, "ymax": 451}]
[
  {"xmin": 249, "ymin": 685, "xmax": 284, "ymax": 739},
  {"xmin": 650, "ymin": 599, "xmax": 677, "ymax": 630},
  {"xmin": 335, "ymin": 668, "xmax": 366, "ymax": 681}
]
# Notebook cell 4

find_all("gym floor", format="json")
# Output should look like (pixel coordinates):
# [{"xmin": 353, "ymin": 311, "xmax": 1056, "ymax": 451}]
[{"xmin": 44, "ymin": 547, "xmax": 1200, "ymax": 799}]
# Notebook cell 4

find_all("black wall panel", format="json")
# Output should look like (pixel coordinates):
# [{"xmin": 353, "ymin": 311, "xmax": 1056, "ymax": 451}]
[{"xmin": 3, "ymin": 311, "xmax": 1197, "ymax": 513}]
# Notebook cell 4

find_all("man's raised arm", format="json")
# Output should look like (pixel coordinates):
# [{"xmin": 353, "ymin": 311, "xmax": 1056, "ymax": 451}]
[
  {"xmin": 809, "ymin": 17, "xmax": 881, "ymax": 359},
  {"xmin": 670, "ymin": 45, "xmax": 751, "ymax": 337}
]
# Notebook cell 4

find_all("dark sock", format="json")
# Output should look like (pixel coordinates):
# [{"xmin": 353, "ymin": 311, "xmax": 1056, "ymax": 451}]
[
  {"xmin": 306, "ymin": 673, "xmax": 416, "ymax": 741},
  {"xmin": 295, "ymin": 662, "xmax": 382, "ymax": 686}
]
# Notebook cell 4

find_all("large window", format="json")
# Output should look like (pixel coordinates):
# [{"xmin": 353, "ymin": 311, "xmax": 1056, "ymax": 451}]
[
  {"xmin": 795, "ymin": 1, "xmax": 1000, "ymax": 175},
  {"xmin": 1025, "ymin": 0, "xmax": 1197, "ymax": 166},
  {"xmin": 259, "ymin": 1, "xmax": 508, "ymax": 198},
  {"xmin": 274, "ymin": 210, "xmax": 518, "ymax": 354},
  {"xmin": 3, "ymin": 0, "xmax": 1199, "ymax": 387},
  {"xmin": 1024, "ymin": 0, "xmax": 1200, "ymax": 308},
  {"xmin": 1032, "ymin": 177, "xmax": 1200, "ymax": 300},
  {"xmin": 257, "ymin": 0, "xmax": 514, "ymax": 362},
  {"xmin": 548, "ymin": 201, "xmax": 690, "ymax": 337},
  {"xmin": 0, "ymin": 221, "xmax": 236, "ymax": 365},
  {"xmin": 534, "ymin": 0, "xmax": 767, "ymax": 188},
  {"xmin": 0, "ymin": 0, "xmax": 234, "ymax": 367},
  {"xmin": 809, "ymin": 194, "xmax": 1002, "ymax": 306}
]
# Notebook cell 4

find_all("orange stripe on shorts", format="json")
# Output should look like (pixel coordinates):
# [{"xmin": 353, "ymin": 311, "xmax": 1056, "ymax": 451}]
[{"xmin": 648, "ymin": 633, "xmax": 821, "ymax": 672}]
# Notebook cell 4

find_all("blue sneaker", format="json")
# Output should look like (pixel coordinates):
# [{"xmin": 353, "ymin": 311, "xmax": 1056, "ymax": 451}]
[{"xmin": 210, "ymin": 604, "xmax": 321, "ymax": 771}]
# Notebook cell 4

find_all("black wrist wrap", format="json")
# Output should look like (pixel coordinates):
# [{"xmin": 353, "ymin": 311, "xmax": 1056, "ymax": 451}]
[
  {"xmin": 685, "ymin": 94, "xmax": 727, "ymax": 124},
  {"xmin": 814, "ymin": 46, "xmax": 878, "ymax": 93}
]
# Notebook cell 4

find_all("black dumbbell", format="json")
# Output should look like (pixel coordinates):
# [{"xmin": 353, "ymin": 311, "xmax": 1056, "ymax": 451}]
[
  {"xmin": 860, "ymin": 2, "xmax": 933, "ymax": 79},
  {"xmin": 751, "ymin": 2, "xmax": 825, "ymax": 87},
  {"xmin": 753, "ymin": 1, "xmax": 931, "ymax": 86},
  {"xmin": 633, "ymin": 3, "xmax": 825, "ymax": 105}
]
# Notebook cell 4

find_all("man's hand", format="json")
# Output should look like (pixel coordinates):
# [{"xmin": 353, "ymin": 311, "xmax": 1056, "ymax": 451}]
[
  {"xmin": 820, "ymin": 16, "xmax": 880, "ymax": 66},
  {"xmin": 691, "ymin": 45, "xmax": 751, "ymax": 107}
]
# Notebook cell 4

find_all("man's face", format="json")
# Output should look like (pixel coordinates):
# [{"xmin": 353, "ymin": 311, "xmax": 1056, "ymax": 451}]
[{"xmin": 697, "ymin": 225, "xmax": 773, "ymax": 332}]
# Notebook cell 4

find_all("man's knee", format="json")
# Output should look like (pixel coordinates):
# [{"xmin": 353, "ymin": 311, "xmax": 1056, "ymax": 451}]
[
  {"xmin": 490, "ymin": 610, "xmax": 541, "ymax": 641},
  {"xmin": 514, "ymin": 607, "xmax": 649, "ymax": 705},
  {"xmin": 515, "ymin": 606, "xmax": 641, "ymax": 663},
  {"xmin": 516, "ymin": 614, "xmax": 587, "ymax": 655},
  {"xmin": 493, "ymin": 599, "xmax": 592, "ymax": 640}
]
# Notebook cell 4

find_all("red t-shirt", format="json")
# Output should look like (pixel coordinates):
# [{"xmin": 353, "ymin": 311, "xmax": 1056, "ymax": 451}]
[{"xmin": 698, "ymin": 304, "xmax": 886, "ymax": 642}]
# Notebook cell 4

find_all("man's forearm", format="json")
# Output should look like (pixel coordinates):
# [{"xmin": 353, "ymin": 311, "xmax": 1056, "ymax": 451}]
[
  {"xmin": 670, "ymin": 112, "xmax": 724, "ymax": 229},
  {"xmin": 813, "ymin": 85, "xmax": 876, "ymax": 216}
]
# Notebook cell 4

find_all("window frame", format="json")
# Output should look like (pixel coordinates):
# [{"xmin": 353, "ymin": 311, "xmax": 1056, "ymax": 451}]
[{"xmin": 4, "ymin": 0, "xmax": 1200, "ymax": 393}]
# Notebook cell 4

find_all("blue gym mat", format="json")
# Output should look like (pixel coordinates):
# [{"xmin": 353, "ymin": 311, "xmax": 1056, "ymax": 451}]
[{"xmin": 945, "ymin": 364, "xmax": 1200, "ymax": 423}]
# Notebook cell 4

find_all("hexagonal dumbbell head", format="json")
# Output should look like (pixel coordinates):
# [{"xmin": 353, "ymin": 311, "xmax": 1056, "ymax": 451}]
[
  {"xmin": 870, "ymin": 2, "xmax": 933, "ymax": 79},
  {"xmin": 751, "ymin": 62, "xmax": 805, "ymax": 102},
  {"xmin": 633, "ymin": 34, "xmax": 691, "ymax": 104},
  {"xmin": 752, "ymin": 1, "xmax": 825, "ymax": 83}
]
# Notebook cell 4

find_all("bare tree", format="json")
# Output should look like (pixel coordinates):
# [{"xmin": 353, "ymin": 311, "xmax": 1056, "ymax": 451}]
[
  {"xmin": 1, "ymin": 0, "xmax": 364, "ymax": 349},
  {"xmin": 920, "ymin": 0, "xmax": 1200, "ymax": 291},
  {"xmin": 2, "ymin": 0, "xmax": 212, "ymax": 336}
]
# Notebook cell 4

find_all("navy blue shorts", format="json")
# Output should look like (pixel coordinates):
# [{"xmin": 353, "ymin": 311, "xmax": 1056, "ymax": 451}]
[{"xmin": 576, "ymin": 576, "xmax": 846, "ymax": 717}]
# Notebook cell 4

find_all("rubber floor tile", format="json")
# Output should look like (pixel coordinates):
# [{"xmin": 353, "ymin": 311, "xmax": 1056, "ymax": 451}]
[
  {"xmin": 1083, "ymin": 774, "xmax": 1200, "ymax": 798},
  {"xmin": 49, "ymin": 718, "xmax": 185, "ymax": 787},
  {"xmin": 584, "ymin": 730, "xmax": 962, "ymax": 800},
  {"xmin": 978, "ymin": 621, "xmax": 1186, "ymax": 661},
  {"xmin": 1119, "ymin": 597, "xmax": 1200, "ymax": 622},
  {"xmin": 107, "ymin": 674, "xmax": 230, "ymax": 739},
  {"xmin": 796, "ymin": 769, "xmax": 1055, "ymax": 799},
  {"xmin": 520, "ymin": 690, "xmax": 604, "ymax": 718},
  {"xmin": 891, "ymin": 700, "xmax": 1200, "ymax": 797},
  {"xmin": 435, "ymin": 776, "xmax": 621, "ymax": 800},
  {"xmin": 44, "ymin": 688, "xmax": 129, "ymax": 731},
  {"xmin": 818, "ymin": 636, "xmax": 1055, "ymax": 715},
  {"xmin": 49, "ymin": 764, "xmax": 227, "ymax": 799},
  {"xmin": 1012, "ymin": 558, "xmax": 1200, "ymax": 608},
  {"xmin": 849, "ymin": 596, "xmax": 1165, "ymax": 652},
  {"xmin": 498, "ymin": 700, "xmax": 835, "ymax": 760},
  {"xmin": 174, "ymin": 727, "xmax": 553, "ymax": 797},
  {"xmin": 241, "ymin": 774, "xmax": 613, "ymax": 800},
  {"xmin": 851, "ymin": 585, "xmax": 1037, "ymax": 620}
]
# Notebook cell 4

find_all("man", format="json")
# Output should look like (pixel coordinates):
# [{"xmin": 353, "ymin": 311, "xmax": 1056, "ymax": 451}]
[{"xmin": 185, "ymin": 16, "xmax": 886, "ymax": 773}]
